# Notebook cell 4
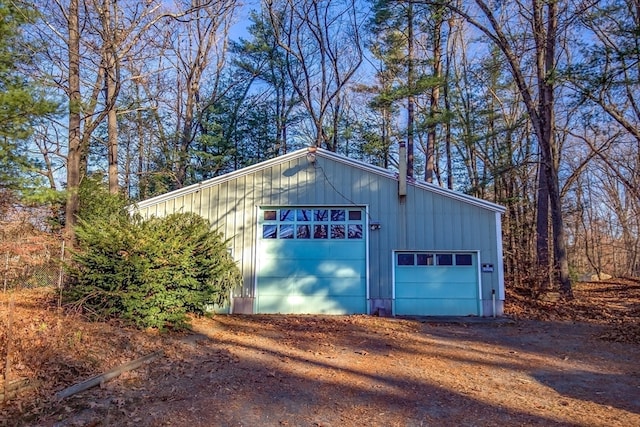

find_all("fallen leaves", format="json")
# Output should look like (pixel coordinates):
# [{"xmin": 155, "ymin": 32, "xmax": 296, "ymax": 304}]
[
  {"xmin": 0, "ymin": 279, "xmax": 639, "ymax": 425},
  {"xmin": 505, "ymin": 279, "xmax": 640, "ymax": 343}
]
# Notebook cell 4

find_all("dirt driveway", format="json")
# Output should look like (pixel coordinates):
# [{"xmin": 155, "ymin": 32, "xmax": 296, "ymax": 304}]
[
  {"xmin": 2, "ymin": 282, "xmax": 640, "ymax": 426},
  {"xmin": 37, "ymin": 314, "xmax": 639, "ymax": 427}
]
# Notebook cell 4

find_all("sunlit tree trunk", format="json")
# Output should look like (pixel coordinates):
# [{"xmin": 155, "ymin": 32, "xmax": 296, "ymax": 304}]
[
  {"xmin": 102, "ymin": 0, "xmax": 120, "ymax": 194},
  {"xmin": 65, "ymin": 0, "xmax": 81, "ymax": 245},
  {"xmin": 406, "ymin": 0, "xmax": 415, "ymax": 178}
]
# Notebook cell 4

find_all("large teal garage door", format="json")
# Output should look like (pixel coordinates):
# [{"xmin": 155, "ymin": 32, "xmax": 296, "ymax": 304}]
[
  {"xmin": 394, "ymin": 251, "xmax": 479, "ymax": 316},
  {"xmin": 256, "ymin": 207, "xmax": 367, "ymax": 314}
]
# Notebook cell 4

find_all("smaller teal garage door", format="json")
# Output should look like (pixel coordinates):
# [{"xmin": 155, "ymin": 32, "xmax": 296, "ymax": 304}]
[{"xmin": 394, "ymin": 251, "xmax": 479, "ymax": 316}]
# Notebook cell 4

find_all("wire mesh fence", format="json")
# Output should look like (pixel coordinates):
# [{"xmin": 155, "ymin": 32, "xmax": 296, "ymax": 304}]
[{"xmin": 1, "ymin": 241, "xmax": 65, "ymax": 292}]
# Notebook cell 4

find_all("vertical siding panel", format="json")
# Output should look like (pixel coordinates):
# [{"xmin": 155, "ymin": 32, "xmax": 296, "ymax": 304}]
[
  {"xmin": 377, "ymin": 175, "xmax": 396, "ymax": 300},
  {"xmin": 201, "ymin": 186, "xmax": 211, "ymax": 223},
  {"xmin": 235, "ymin": 175, "xmax": 248, "ymax": 297},
  {"xmin": 217, "ymin": 182, "xmax": 228, "ymax": 231},
  {"xmin": 293, "ymin": 159, "xmax": 303, "ymax": 203},
  {"xmin": 227, "ymin": 180, "xmax": 237, "ymax": 242},
  {"xmin": 296, "ymin": 160, "xmax": 305, "ymax": 204},
  {"xmin": 207, "ymin": 185, "xmax": 216, "ymax": 228},
  {"xmin": 243, "ymin": 173, "xmax": 256, "ymax": 299},
  {"xmin": 195, "ymin": 187, "xmax": 203, "ymax": 218},
  {"xmin": 425, "ymin": 191, "xmax": 435, "ymax": 248},
  {"xmin": 449, "ymin": 199, "xmax": 462, "ymax": 249},
  {"xmin": 257, "ymin": 168, "xmax": 267, "ymax": 202},
  {"xmin": 462, "ymin": 203, "xmax": 478, "ymax": 249},
  {"xmin": 408, "ymin": 190, "xmax": 422, "ymax": 249},
  {"xmin": 272, "ymin": 163, "xmax": 283, "ymax": 205}
]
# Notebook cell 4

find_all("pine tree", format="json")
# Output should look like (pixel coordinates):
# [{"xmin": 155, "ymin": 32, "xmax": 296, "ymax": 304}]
[{"xmin": 0, "ymin": 0, "xmax": 57, "ymax": 193}]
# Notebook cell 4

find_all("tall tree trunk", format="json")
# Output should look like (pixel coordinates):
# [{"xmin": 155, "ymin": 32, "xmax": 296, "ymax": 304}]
[
  {"xmin": 425, "ymin": 12, "xmax": 443, "ymax": 183},
  {"xmin": 443, "ymin": 20, "xmax": 453, "ymax": 190},
  {"xmin": 467, "ymin": 0, "xmax": 573, "ymax": 296},
  {"xmin": 103, "ymin": 0, "xmax": 119, "ymax": 194},
  {"xmin": 536, "ymin": 0, "xmax": 571, "ymax": 296},
  {"xmin": 406, "ymin": 0, "xmax": 415, "ymax": 179},
  {"xmin": 536, "ymin": 160, "xmax": 550, "ymax": 284},
  {"xmin": 65, "ymin": 0, "xmax": 81, "ymax": 245},
  {"xmin": 407, "ymin": 0, "xmax": 416, "ymax": 178}
]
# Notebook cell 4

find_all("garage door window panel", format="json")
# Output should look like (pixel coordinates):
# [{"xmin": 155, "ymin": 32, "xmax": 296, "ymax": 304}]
[
  {"xmin": 331, "ymin": 209, "xmax": 345, "ymax": 221},
  {"xmin": 398, "ymin": 253, "xmax": 415, "ymax": 265},
  {"xmin": 437, "ymin": 254, "xmax": 453, "ymax": 266},
  {"xmin": 417, "ymin": 253, "xmax": 434, "ymax": 265},
  {"xmin": 456, "ymin": 254, "xmax": 473, "ymax": 266},
  {"xmin": 297, "ymin": 209, "xmax": 312, "ymax": 221},
  {"xmin": 314, "ymin": 224, "xmax": 328, "ymax": 239},
  {"xmin": 280, "ymin": 224, "xmax": 294, "ymax": 239},
  {"xmin": 263, "ymin": 225, "xmax": 277, "ymax": 239},
  {"xmin": 331, "ymin": 224, "xmax": 345, "ymax": 239},
  {"xmin": 297, "ymin": 225, "xmax": 311, "ymax": 239},
  {"xmin": 280, "ymin": 209, "xmax": 294, "ymax": 221},
  {"xmin": 314, "ymin": 209, "xmax": 328, "ymax": 221},
  {"xmin": 348, "ymin": 210, "xmax": 362, "ymax": 220},
  {"xmin": 348, "ymin": 224, "xmax": 363, "ymax": 239}
]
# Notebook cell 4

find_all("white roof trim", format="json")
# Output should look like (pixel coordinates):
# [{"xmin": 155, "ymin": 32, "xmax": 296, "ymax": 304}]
[{"xmin": 133, "ymin": 147, "xmax": 505, "ymax": 214}]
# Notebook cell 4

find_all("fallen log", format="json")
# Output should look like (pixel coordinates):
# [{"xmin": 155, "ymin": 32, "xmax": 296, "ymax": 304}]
[{"xmin": 55, "ymin": 350, "xmax": 163, "ymax": 400}]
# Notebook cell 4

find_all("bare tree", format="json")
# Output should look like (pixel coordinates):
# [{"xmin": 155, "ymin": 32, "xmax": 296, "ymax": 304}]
[
  {"xmin": 431, "ymin": 0, "xmax": 573, "ymax": 296},
  {"xmin": 92, "ymin": 0, "xmax": 165, "ymax": 194},
  {"xmin": 266, "ymin": 0, "xmax": 363, "ymax": 151},
  {"xmin": 65, "ymin": 0, "xmax": 81, "ymax": 243},
  {"xmin": 168, "ymin": 0, "xmax": 239, "ymax": 188}
]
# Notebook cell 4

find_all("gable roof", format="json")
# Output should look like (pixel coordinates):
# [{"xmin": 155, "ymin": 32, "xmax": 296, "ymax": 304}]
[{"xmin": 134, "ymin": 147, "xmax": 506, "ymax": 214}]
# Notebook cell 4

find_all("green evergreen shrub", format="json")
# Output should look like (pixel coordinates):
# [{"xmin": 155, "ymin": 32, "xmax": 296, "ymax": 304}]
[{"xmin": 65, "ymin": 178, "xmax": 242, "ymax": 329}]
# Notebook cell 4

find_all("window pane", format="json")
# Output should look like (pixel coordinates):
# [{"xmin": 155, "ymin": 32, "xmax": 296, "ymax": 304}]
[
  {"xmin": 397, "ymin": 253, "xmax": 415, "ymax": 265},
  {"xmin": 263, "ymin": 210, "xmax": 277, "ymax": 221},
  {"xmin": 314, "ymin": 209, "xmax": 328, "ymax": 221},
  {"xmin": 297, "ymin": 225, "xmax": 311, "ymax": 239},
  {"xmin": 297, "ymin": 209, "xmax": 312, "ymax": 221},
  {"xmin": 436, "ymin": 253, "xmax": 453, "ymax": 266},
  {"xmin": 348, "ymin": 210, "xmax": 362, "ymax": 221},
  {"xmin": 331, "ymin": 224, "xmax": 345, "ymax": 239},
  {"xmin": 280, "ymin": 209, "xmax": 294, "ymax": 221},
  {"xmin": 416, "ymin": 253, "xmax": 434, "ymax": 265},
  {"xmin": 263, "ymin": 225, "xmax": 277, "ymax": 239},
  {"xmin": 456, "ymin": 254, "xmax": 473, "ymax": 266},
  {"xmin": 331, "ymin": 209, "xmax": 345, "ymax": 221},
  {"xmin": 313, "ymin": 224, "xmax": 328, "ymax": 239},
  {"xmin": 348, "ymin": 224, "xmax": 363, "ymax": 239},
  {"xmin": 280, "ymin": 224, "xmax": 294, "ymax": 239}
]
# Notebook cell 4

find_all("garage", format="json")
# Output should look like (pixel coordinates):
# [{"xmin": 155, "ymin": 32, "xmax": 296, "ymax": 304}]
[
  {"xmin": 135, "ymin": 148, "xmax": 505, "ymax": 316},
  {"xmin": 256, "ymin": 206, "xmax": 368, "ymax": 314},
  {"xmin": 394, "ymin": 251, "xmax": 480, "ymax": 316}
]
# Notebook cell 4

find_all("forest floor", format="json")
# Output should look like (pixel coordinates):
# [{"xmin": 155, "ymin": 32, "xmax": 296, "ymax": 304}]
[{"xmin": 1, "ymin": 279, "xmax": 639, "ymax": 426}]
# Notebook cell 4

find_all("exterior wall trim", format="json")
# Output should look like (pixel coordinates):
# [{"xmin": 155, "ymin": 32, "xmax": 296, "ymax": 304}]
[{"xmin": 495, "ymin": 212, "xmax": 506, "ymax": 301}]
